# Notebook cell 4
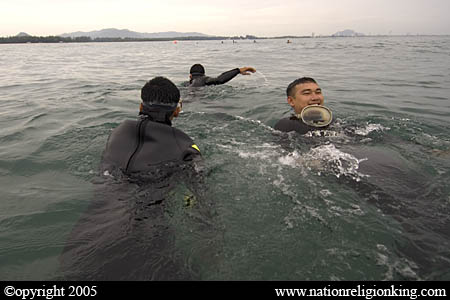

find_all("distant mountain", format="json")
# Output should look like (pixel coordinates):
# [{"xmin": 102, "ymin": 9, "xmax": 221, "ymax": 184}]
[
  {"xmin": 16, "ymin": 32, "xmax": 31, "ymax": 37},
  {"xmin": 60, "ymin": 28, "xmax": 211, "ymax": 38},
  {"xmin": 332, "ymin": 29, "xmax": 365, "ymax": 37}
]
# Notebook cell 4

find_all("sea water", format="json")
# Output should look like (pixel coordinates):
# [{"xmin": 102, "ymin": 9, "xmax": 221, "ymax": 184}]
[{"xmin": 0, "ymin": 36, "xmax": 449, "ymax": 280}]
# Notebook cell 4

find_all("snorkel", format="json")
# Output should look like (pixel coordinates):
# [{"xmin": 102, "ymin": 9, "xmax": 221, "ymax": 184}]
[{"xmin": 298, "ymin": 105, "xmax": 333, "ymax": 127}]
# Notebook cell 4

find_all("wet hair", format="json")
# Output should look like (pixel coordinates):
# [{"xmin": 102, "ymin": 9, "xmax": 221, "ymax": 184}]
[
  {"xmin": 141, "ymin": 76, "xmax": 180, "ymax": 106},
  {"xmin": 190, "ymin": 64, "xmax": 205, "ymax": 76},
  {"xmin": 286, "ymin": 77, "xmax": 317, "ymax": 97}
]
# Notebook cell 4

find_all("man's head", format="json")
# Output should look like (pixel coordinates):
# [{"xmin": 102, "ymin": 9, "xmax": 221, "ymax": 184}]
[
  {"xmin": 189, "ymin": 64, "xmax": 205, "ymax": 79},
  {"xmin": 140, "ymin": 77, "xmax": 182, "ymax": 121},
  {"xmin": 286, "ymin": 77, "xmax": 324, "ymax": 114}
]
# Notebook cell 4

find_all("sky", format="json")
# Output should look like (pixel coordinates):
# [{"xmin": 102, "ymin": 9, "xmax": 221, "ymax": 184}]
[{"xmin": 1, "ymin": 0, "xmax": 449, "ymax": 37}]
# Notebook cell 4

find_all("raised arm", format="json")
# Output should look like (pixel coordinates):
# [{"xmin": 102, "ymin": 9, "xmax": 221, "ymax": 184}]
[{"xmin": 205, "ymin": 66, "xmax": 256, "ymax": 85}]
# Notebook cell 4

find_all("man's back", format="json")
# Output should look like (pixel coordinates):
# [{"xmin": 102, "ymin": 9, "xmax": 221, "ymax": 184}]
[
  {"xmin": 101, "ymin": 118, "xmax": 201, "ymax": 174},
  {"xmin": 189, "ymin": 68, "xmax": 240, "ymax": 87},
  {"xmin": 60, "ymin": 118, "xmax": 203, "ymax": 280}
]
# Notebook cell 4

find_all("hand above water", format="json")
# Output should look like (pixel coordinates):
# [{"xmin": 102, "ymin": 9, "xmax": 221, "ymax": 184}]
[{"xmin": 239, "ymin": 67, "xmax": 256, "ymax": 75}]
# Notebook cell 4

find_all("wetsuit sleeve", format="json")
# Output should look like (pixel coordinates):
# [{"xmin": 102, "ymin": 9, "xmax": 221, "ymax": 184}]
[{"xmin": 204, "ymin": 68, "xmax": 240, "ymax": 85}]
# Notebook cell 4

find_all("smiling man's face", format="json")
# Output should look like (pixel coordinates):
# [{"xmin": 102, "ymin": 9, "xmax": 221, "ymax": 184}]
[{"xmin": 287, "ymin": 82, "xmax": 324, "ymax": 114}]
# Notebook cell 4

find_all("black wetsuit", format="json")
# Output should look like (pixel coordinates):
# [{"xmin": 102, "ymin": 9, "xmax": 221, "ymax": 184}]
[
  {"xmin": 59, "ymin": 115, "xmax": 204, "ymax": 280},
  {"xmin": 274, "ymin": 115, "xmax": 326, "ymax": 134},
  {"xmin": 101, "ymin": 116, "xmax": 201, "ymax": 175},
  {"xmin": 189, "ymin": 68, "xmax": 240, "ymax": 87}
]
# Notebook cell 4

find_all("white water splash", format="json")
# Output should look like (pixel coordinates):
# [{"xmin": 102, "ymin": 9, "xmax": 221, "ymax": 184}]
[
  {"xmin": 254, "ymin": 70, "xmax": 269, "ymax": 86},
  {"xmin": 279, "ymin": 143, "xmax": 369, "ymax": 181},
  {"xmin": 278, "ymin": 150, "xmax": 302, "ymax": 166},
  {"xmin": 238, "ymin": 150, "xmax": 276, "ymax": 160},
  {"xmin": 328, "ymin": 204, "xmax": 365, "ymax": 217},
  {"xmin": 355, "ymin": 123, "xmax": 389, "ymax": 136},
  {"xmin": 234, "ymin": 115, "xmax": 276, "ymax": 132},
  {"xmin": 303, "ymin": 129, "xmax": 341, "ymax": 137},
  {"xmin": 376, "ymin": 244, "xmax": 421, "ymax": 280},
  {"xmin": 320, "ymin": 189, "xmax": 332, "ymax": 197},
  {"xmin": 236, "ymin": 142, "xmax": 283, "ymax": 160},
  {"xmin": 414, "ymin": 132, "xmax": 450, "ymax": 147}
]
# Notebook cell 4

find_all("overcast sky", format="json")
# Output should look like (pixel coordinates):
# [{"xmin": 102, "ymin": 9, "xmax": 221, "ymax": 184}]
[{"xmin": 1, "ymin": 0, "xmax": 449, "ymax": 37}]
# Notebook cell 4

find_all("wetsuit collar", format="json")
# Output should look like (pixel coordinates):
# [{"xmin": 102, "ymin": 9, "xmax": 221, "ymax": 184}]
[{"xmin": 140, "ymin": 102, "xmax": 175, "ymax": 126}]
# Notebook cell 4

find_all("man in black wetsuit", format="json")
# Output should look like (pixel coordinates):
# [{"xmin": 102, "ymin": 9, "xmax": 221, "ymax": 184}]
[
  {"xmin": 188, "ymin": 63, "xmax": 256, "ymax": 87},
  {"xmin": 101, "ymin": 76, "xmax": 201, "ymax": 175},
  {"xmin": 60, "ymin": 77, "xmax": 205, "ymax": 280},
  {"xmin": 274, "ymin": 77, "xmax": 329, "ymax": 134}
]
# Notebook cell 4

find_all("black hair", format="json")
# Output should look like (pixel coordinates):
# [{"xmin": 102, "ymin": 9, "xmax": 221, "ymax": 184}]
[
  {"xmin": 286, "ymin": 77, "xmax": 317, "ymax": 97},
  {"xmin": 141, "ymin": 76, "xmax": 180, "ymax": 106},
  {"xmin": 189, "ymin": 64, "xmax": 205, "ymax": 76}
]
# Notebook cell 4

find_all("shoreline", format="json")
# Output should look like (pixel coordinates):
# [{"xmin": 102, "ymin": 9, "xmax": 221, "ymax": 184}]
[{"xmin": 1, "ymin": 34, "xmax": 448, "ymax": 45}]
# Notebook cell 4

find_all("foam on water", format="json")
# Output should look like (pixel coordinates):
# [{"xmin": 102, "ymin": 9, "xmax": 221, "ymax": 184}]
[
  {"xmin": 237, "ymin": 142, "xmax": 282, "ymax": 160},
  {"xmin": 354, "ymin": 123, "xmax": 390, "ymax": 136},
  {"xmin": 234, "ymin": 115, "xmax": 276, "ymax": 132},
  {"xmin": 279, "ymin": 143, "xmax": 369, "ymax": 181},
  {"xmin": 375, "ymin": 244, "xmax": 421, "ymax": 280}
]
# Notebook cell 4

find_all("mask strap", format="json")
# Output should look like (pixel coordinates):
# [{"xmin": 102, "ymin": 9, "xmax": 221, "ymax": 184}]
[{"xmin": 140, "ymin": 102, "xmax": 176, "ymax": 125}]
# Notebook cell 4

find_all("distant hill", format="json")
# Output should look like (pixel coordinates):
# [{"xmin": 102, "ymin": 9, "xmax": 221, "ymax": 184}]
[
  {"xmin": 60, "ymin": 28, "xmax": 211, "ymax": 38},
  {"xmin": 16, "ymin": 32, "xmax": 31, "ymax": 37},
  {"xmin": 332, "ymin": 29, "xmax": 365, "ymax": 37}
]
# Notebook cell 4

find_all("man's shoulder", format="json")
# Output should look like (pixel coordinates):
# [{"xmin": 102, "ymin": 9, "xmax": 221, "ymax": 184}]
[
  {"xmin": 274, "ymin": 116, "xmax": 299, "ymax": 130},
  {"xmin": 156, "ymin": 124, "xmax": 200, "ymax": 155},
  {"xmin": 113, "ymin": 119, "xmax": 138, "ymax": 130},
  {"xmin": 171, "ymin": 125, "xmax": 194, "ymax": 141},
  {"xmin": 107, "ymin": 119, "xmax": 138, "ymax": 140},
  {"xmin": 190, "ymin": 76, "xmax": 208, "ymax": 87},
  {"xmin": 274, "ymin": 116, "xmax": 310, "ymax": 134}
]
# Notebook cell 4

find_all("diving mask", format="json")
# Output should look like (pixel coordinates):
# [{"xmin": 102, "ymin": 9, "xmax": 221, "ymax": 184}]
[{"xmin": 298, "ymin": 105, "xmax": 333, "ymax": 127}]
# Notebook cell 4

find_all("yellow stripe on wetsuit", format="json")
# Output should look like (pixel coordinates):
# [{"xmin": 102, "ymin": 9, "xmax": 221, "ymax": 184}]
[{"xmin": 191, "ymin": 144, "xmax": 200, "ymax": 152}]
